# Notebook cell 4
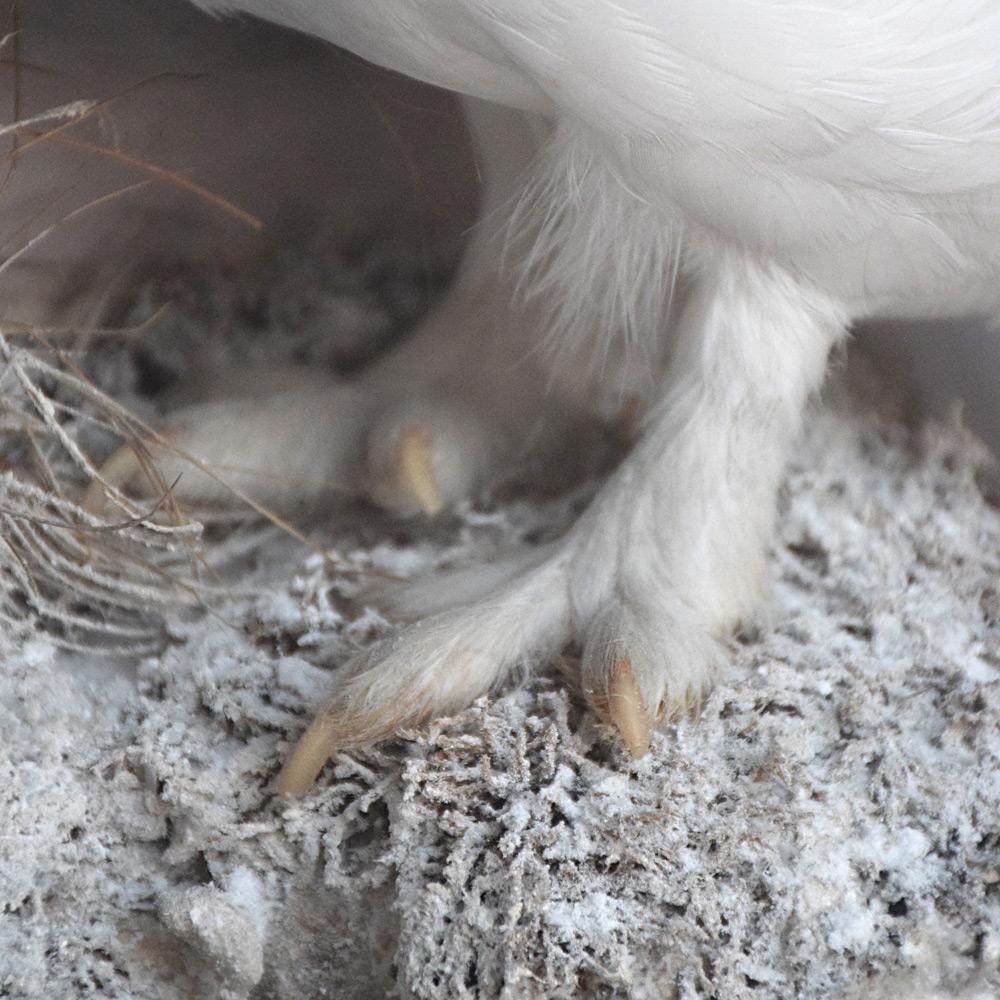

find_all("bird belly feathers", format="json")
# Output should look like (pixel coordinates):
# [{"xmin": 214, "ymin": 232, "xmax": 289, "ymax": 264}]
[{"xmin": 194, "ymin": 0, "xmax": 1000, "ymax": 322}]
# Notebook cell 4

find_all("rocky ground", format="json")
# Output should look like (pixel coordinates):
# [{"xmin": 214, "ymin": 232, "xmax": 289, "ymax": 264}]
[{"xmin": 2, "ymin": 256, "xmax": 999, "ymax": 999}]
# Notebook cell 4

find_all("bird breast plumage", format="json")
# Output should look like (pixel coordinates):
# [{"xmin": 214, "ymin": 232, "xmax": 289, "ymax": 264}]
[{"xmin": 194, "ymin": 0, "xmax": 1000, "ymax": 314}]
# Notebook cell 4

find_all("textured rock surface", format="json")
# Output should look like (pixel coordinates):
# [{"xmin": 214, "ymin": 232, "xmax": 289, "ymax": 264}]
[
  {"xmin": 2, "ymin": 367, "xmax": 999, "ymax": 999},
  {"xmin": 1, "ymin": 242, "xmax": 999, "ymax": 999}
]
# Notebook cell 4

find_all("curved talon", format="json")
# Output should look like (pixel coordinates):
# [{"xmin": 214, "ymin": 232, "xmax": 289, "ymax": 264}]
[
  {"xmin": 274, "ymin": 711, "xmax": 344, "ymax": 797},
  {"xmin": 82, "ymin": 444, "xmax": 145, "ymax": 517},
  {"xmin": 607, "ymin": 656, "xmax": 652, "ymax": 758},
  {"xmin": 397, "ymin": 425, "xmax": 443, "ymax": 516},
  {"xmin": 275, "ymin": 689, "xmax": 432, "ymax": 796}
]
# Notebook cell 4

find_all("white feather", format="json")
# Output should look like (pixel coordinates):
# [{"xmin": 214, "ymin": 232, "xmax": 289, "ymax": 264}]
[{"xmin": 172, "ymin": 1, "xmax": 1000, "ymax": 761}]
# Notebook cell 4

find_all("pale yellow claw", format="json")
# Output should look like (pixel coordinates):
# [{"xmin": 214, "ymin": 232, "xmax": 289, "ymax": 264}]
[
  {"xmin": 398, "ymin": 425, "xmax": 443, "ymax": 516},
  {"xmin": 607, "ymin": 656, "xmax": 652, "ymax": 758},
  {"xmin": 82, "ymin": 444, "xmax": 145, "ymax": 517},
  {"xmin": 274, "ymin": 712, "xmax": 344, "ymax": 797},
  {"xmin": 275, "ymin": 687, "xmax": 432, "ymax": 796}
]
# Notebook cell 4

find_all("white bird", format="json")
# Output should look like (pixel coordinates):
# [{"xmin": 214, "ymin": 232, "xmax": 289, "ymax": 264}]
[{"xmin": 157, "ymin": 0, "xmax": 1000, "ymax": 792}]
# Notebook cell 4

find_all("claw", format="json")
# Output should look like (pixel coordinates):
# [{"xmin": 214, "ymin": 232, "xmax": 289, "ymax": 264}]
[
  {"xmin": 398, "ymin": 425, "xmax": 443, "ymax": 516},
  {"xmin": 82, "ymin": 444, "xmax": 144, "ymax": 517},
  {"xmin": 607, "ymin": 656, "xmax": 652, "ymax": 758},
  {"xmin": 275, "ymin": 687, "xmax": 432, "ymax": 796},
  {"xmin": 274, "ymin": 710, "xmax": 345, "ymax": 797}
]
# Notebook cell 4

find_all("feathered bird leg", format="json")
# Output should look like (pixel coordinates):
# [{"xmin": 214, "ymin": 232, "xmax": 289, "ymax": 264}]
[
  {"xmin": 88, "ymin": 100, "xmax": 598, "ymax": 520},
  {"xmin": 277, "ymin": 245, "xmax": 846, "ymax": 789},
  {"xmin": 275, "ymin": 547, "xmax": 571, "ymax": 795},
  {"xmin": 568, "ymin": 248, "xmax": 847, "ymax": 754}
]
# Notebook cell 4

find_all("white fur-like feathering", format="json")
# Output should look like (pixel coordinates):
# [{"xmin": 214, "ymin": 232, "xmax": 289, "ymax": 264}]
[{"xmin": 147, "ymin": 0, "xmax": 1000, "ymax": 787}]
